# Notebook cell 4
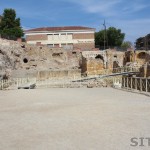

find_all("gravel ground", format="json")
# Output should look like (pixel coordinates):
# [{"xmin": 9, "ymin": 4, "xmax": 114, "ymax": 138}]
[{"xmin": 0, "ymin": 88, "xmax": 150, "ymax": 150}]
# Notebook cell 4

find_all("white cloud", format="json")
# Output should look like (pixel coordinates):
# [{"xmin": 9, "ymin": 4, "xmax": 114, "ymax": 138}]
[
  {"xmin": 67, "ymin": 0, "xmax": 150, "ymax": 42},
  {"xmin": 122, "ymin": 2, "xmax": 149, "ymax": 14},
  {"xmin": 65, "ymin": 0, "xmax": 121, "ymax": 16},
  {"xmin": 62, "ymin": 0, "xmax": 149, "ymax": 17}
]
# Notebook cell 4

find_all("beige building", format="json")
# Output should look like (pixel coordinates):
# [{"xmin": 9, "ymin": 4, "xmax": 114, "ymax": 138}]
[{"xmin": 25, "ymin": 26, "xmax": 95, "ymax": 50}]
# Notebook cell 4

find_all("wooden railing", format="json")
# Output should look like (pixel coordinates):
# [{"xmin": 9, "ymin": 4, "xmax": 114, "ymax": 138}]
[
  {"xmin": 113, "ymin": 76, "xmax": 150, "ymax": 93},
  {"xmin": 0, "ymin": 77, "xmax": 82, "ymax": 90},
  {"xmin": 0, "ymin": 78, "xmax": 37, "ymax": 90},
  {"xmin": 0, "ymin": 66, "xmax": 143, "ymax": 90},
  {"xmin": 122, "ymin": 77, "xmax": 150, "ymax": 93}
]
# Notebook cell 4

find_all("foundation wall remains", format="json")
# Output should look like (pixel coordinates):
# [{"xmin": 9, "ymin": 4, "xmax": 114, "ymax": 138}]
[
  {"xmin": 1, "ymin": 38, "xmax": 150, "ymax": 81},
  {"xmin": 81, "ymin": 50, "xmax": 125, "ymax": 75},
  {"xmin": 124, "ymin": 50, "xmax": 150, "ymax": 66},
  {"xmin": 37, "ymin": 69, "xmax": 81, "ymax": 80},
  {"xmin": 0, "ymin": 38, "xmax": 81, "ymax": 73},
  {"xmin": 124, "ymin": 50, "xmax": 150, "ymax": 77},
  {"xmin": 11, "ymin": 69, "xmax": 81, "ymax": 80}
]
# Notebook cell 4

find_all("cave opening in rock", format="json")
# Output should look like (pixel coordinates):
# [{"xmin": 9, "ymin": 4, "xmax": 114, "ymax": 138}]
[{"xmin": 23, "ymin": 58, "xmax": 28, "ymax": 63}]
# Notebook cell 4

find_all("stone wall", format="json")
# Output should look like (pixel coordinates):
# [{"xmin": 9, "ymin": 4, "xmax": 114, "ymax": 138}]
[
  {"xmin": 135, "ymin": 51, "xmax": 150, "ymax": 65},
  {"xmin": 106, "ymin": 50, "xmax": 125, "ymax": 69},
  {"xmin": 119, "ymin": 50, "xmax": 150, "ymax": 77},
  {"xmin": 37, "ymin": 69, "xmax": 81, "ymax": 80},
  {"xmin": 0, "ymin": 38, "xmax": 81, "ymax": 78},
  {"xmin": 81, "ymin": 50, "xmax": 125, "ymax": 76},
  {"xmin": 1, "ymin": 38, "xmax": 150, "ymax": 79},
  {"xmin": 139, "ymin": 64, "xmax": 150, "ymax": 77},
  {"xmin": 124, "ymin": 50, "xmax": 150, "ymax": 66},
  {"xmin": 11, "ymin": 69, "xmax": 81, "ymax": 80},
  {"xmin": 82, "ymin": 58, "xmax": 104, "ymax": 75}
]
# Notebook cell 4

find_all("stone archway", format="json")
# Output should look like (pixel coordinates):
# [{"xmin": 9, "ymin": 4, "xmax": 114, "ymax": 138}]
[
  {"xmin": 137, "ymin": 52, "xmax": 146, "ymax": 59},
  {"xmin": 95, "ymin": 54, "xmax": 104, "ymax": 61}
]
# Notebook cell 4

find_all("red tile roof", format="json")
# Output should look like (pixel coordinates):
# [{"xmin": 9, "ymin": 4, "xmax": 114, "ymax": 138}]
[{"xmin": 25, "ymin": 26, "xmax": 95, "ymax": 32}]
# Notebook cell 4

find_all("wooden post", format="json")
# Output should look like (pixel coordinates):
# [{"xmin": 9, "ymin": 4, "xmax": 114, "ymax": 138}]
[
  {"xmin": 135, "ymin": 78, "xmax": 137, "ymax": 90},
  {"xmin": 146, "ymin": 78, "xmax": 148, "ymax": 92},
  {"xmin": 112, "ymin": 77, "xmax": 114, "ymax": 86},
  {"xmin": 140, "ymin": 78, "xmax": 142, "ymax": 92},
  {"xmin": 131, "ymin": 77, "xmax": 133, "ymax": 90},
  {"xmin": 123, "ymin": 77, "xmax": 125, "ymax": 88},
  {"xmin": 2, "ymin": 80, "xmax": 4, "ymax": 90},
  {"xmin": 127, "ymin": 77, "xmax": 129, "ymax": 90}
]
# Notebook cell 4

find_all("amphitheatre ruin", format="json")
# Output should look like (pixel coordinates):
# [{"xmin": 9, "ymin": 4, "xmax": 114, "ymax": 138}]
[
  {"xmin": 0, "ymin": 0, "xmax": 150, "ymax": 148},
  {"xmin": 0, "ymin": 37, "xmax": 150, "ymax": 150},
  {"xmin": 0, "ymin": 37, "xmax": 150, "ymax": 90}
]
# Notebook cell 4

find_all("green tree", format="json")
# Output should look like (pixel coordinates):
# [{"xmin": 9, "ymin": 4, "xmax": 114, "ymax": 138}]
[
  {"xmin": 95, "ymin": 27, "xmax": 125, "ymax": 48},
  {"xmin": 0, "ymin": 8, "xmax": 24, "ymax": 40},
  {"xmin": 135, "ymin": 34, "xmax": 150, "ymax": 50},
  {"xmin": 121, "ymin": 41, "xmax": 133, "ymax": 49},
  {"xmin": 135, "ymin": 37, "xmax": 144, "ymax": 50}
]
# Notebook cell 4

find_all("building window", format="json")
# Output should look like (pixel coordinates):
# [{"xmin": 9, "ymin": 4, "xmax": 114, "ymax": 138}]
[
  {"xmin": 47, "ymin": 44, "xmax": 53, "ymax": 48},
  {"xmin": 54, "ymin": 44, "xmax": 59, "ymax": 47},
  {"xmin": 63, "ymin": 43, "xmax": 73, "ymax": 50},
  {"xmin": 61, "ymin": 44, "xmax": 66, "ymax": 47}
]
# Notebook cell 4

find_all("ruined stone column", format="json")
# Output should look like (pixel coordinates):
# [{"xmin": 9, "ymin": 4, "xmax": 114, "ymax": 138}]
[{"xmin": 144, "ymin": 63, "xmax": 148, "ymax": 77}]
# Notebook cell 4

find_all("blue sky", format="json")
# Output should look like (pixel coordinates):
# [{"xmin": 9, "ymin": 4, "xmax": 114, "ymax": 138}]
[{"xmin": 0, "ymin": 0, "xmax": 150, "ymax": 42}]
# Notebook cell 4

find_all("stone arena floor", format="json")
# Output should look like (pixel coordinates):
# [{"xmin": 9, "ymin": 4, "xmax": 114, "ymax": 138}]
[{"xmin": 0, "ymin": 88, "xmax": 150, "ymax": 150}]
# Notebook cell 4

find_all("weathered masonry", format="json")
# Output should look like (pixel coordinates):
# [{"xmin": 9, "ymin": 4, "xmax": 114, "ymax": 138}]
[{"xmin": 25, "ymin": 26, "xmax": 95, "ymax": 51}]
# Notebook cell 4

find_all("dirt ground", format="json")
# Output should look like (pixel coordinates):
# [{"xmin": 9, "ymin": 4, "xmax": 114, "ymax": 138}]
[{"xmin": 0, "ymin": 88, "xmax": 150, "ymax": 150}]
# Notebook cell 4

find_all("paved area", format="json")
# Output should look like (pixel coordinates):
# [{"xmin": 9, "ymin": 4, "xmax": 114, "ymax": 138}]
[{"xmin": 0, "ymin": 88, "xmax": 150, "ymax": 150}]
